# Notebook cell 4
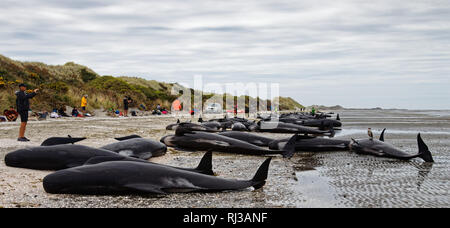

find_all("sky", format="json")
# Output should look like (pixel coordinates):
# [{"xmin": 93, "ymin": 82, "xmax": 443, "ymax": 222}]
[{"xmin": 0, "ymin": 0, "xmax": 449, "ymax": 109}]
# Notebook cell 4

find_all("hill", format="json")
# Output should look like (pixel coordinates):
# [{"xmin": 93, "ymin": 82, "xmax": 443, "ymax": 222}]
[{"xmin": 0, "ymin": 54, "xmax": 303, "ymax": 112}]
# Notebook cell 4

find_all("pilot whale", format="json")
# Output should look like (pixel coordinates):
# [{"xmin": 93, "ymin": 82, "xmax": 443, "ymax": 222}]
[
  {"xmin": 84, "ymin": 151, "xmax": 214, "ymax": 175},
  {"xmin": 268, "ymin": 134, "xmax": 350, "ymax": 151},
  {"xmin": 43, "ymin": 157, "xmax": 272, "ymax": 195},
  {"xmin": 349, "ymin": 129, "xmax": 434, "ymax": 162},
  {"xmin": 161, "ymin": 127, "xmax": 297, "ymax": 158},
  {"xmin": 5, "ymin": 145, "xmax": 124, "ymax": 170},
  {"xmin": 5, "ymin": 144, "xmax": 214, "ymax": 175},
  {"xmin": 218, "ymin": 132, "xmax": 275, "ymax": 147},
  {"xmin": 257, "ymin": 121, "xmax": 333, "ymax": 136},
  {"xmin": 101, "ymin": 138, "xmax": 167, "ymax": 159},
  {"xmin": 166, "ymin": 120, "xmax": 221, "ymax": 132},
  {"xmin": 297, "ymin": 119, "xmax": 342, "ymax": 129}
]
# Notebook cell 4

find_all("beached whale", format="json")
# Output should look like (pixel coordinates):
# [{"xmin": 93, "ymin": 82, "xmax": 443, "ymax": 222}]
[
  {"xmin": 268, "ymin": 134, "xmax": 350, "ymax": 151},
  {"xmin": 161, "ymin": 127, "xmax": 296, "ymax": 157},
  {"xmin": 43, "ymin": 157, "xmax": 272, "ymax": 195},
  {"xmin": 41, "ymin": 135, "xmax": 87, "ymax": 146},
  {"xmin": 101, "ymin": 138, "xmax": 167, "ymax": 159},
  {"xmin": 349, "ymin": 129, "xmax": 434, "ymax": 162},
  {"xmin": 5, "ymin": 145, "xmax": 125, "ymax": 170},
  {"xmin": 231, "ymin": 122, "xmax": 248, "ymax": 131},
  {"xmin": 257, "ymin": 121, "xmax": 333, "ymax": 136},
  {"xmin": 84, "ymin": 151, "xmax": 214, "ymax": 175},
  {"xmin": 166, "ymin": 121, "xmax": 221, "ymax": 132},
  {"xmin": 297, "ymin": 119, "xmax": 342, "ymax": 129},
  {"xmin": 5, "ymin": 144, "xmax": 214, "ymax": 175},
  {"xmin": 218, "ymin": 132, "xmax": 275, "ymax": 147}
]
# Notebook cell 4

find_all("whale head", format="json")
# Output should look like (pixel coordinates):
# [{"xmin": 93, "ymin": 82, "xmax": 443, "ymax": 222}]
[{"xmin": 5, "ymin": 148, "xmax": 34, "ymax": 167}]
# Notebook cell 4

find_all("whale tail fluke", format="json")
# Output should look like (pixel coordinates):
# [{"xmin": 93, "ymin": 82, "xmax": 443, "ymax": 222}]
[
  {"xmin": 418, "ymin": 133, "xmax": 434, "ymax": 162},
  {"xmin": 115, "ymin": 135, "xmax": 142, "ymax": 141},
  {"xmin": 251, "ymin": 157, "xmax": 272, "ymax": 190},
  {"xmin": 195, "ymin": 151, "xmax": 214, "ymax": 175},
  {"xmin": 281, "ymin": 134, "xmax": 298, "ymax": 158}
]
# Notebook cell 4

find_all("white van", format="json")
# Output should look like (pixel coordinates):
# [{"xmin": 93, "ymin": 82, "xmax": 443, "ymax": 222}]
[{"xmin": 204, "ymin": 103, "xmax": 223, "ymax": 113}]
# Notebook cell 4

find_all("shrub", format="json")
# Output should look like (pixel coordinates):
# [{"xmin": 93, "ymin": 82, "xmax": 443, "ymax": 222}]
[
  {"xmin": 43, "ymin": 81, "xmax": 69, "ymax": 93},
  {"xmin": 89, "ymin": 76, "xmax": 135, "ymax": 94},
  {"xmin": 81, "ymin": 68, "xmax": 97, "ymax": 82}
]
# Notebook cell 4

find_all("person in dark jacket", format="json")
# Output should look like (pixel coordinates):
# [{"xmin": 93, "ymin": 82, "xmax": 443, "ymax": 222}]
[
  {"xmin": 123, "ymin": 96, "xmax": 132, "ymax": 117},
  {"xmin": 15, "ymin": 83, "xmax": 38, "ymax": 141}
]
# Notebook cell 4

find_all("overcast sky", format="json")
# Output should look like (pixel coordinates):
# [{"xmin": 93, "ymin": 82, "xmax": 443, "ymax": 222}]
[{"xmin": 1, "ymin": 0, "xmax": 449, "ymax": 109}]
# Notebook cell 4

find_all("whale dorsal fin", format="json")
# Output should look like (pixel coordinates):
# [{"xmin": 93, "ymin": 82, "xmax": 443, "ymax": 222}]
[
  {"xmin": 336, "ymin": 114, "xmax": 340, "ymax": 121},
  {"xmin": 251, "ymin": 157, "xmax": 272, "ymax": 189},
  {"xmin": 195, "ymin": 151, "xmax": 214, "ymax": 175},
  {"xmin": 68, "ymin": 135, "xmax": 74, "ymax": 144},
  {"xmin": 379, "ymin": 128, "xmax": 386, "ymax": 141},
  {"xmin": 177, "ymin": 119, "xmax": 180, "ymax": 124}
]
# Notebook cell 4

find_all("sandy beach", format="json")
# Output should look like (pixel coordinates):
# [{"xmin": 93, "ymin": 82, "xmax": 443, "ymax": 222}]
[{"xmin": 0, "ymin": 109, "xmax": 449, "ymax": 208}]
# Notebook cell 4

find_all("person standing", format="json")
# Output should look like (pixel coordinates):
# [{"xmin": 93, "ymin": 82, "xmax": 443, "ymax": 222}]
[
  {"xmin": 311, "ymin": 107, "xmax": 316, "ymax": 116},
  {"xmin": 81, "ymin": 95, "xmax": 88, "ymax": 114},
  {"xmin": 123, "ymin": 96, "xmax": 132, "ymax": 117},
  {"xmin": 15, "ymin": 83, "xmax": 38, "ymax": 141}
]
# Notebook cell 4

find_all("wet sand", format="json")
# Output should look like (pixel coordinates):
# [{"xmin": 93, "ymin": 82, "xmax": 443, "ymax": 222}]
[{"xmin": 0, "ymin": 109, "xmax": 449, "ymax": 208}]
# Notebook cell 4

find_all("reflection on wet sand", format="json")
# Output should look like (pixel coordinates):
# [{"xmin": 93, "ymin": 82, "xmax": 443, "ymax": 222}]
[{"xmin": 291, "ymin": 109, "xmax": 448, "ymax": 207}]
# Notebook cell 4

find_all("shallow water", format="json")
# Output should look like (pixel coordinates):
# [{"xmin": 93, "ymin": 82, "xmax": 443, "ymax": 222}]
[
  {"xmin": 292, "ymin": 109, "xmax": 450, "ymax": 207},
  {"xmin": 0, "ymin": 109, "xmax": 449, "ymax": 208}
]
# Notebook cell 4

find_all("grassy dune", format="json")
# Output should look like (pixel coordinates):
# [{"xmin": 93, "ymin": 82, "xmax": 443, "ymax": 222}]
[{"xmin": 0, "ymin": 54, "xmax": 303, "ymax": 112}]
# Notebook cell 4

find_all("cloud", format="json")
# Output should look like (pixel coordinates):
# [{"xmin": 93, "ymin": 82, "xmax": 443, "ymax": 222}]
[{"xmin": 0, "ymin": 0, "xmax": 449, "ymax": 109}]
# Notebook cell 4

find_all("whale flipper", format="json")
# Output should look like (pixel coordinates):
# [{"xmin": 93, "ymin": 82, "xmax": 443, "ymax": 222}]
[
  {"xmin": 115, "ymin": 135, "xmax": 142, "ymax": 141},
  {"xmin": 117, "ymin": 150, "xmax": 153, "ymax": 160},
  {"xmin": 329, "ymin": 125, "xmax": 335, "ymax": 138},
  {"xmin": 251, "ymin": 157, "xmax": 272, "ymax": 190},
  {"xmin": 124, "ymin": 183, "xmax": 167, "ymax": 194},
  {"xmin": 130, "ymin": 152, "xmax": 153, "ymax": 160},
  {"xmin": 418, "ymin": 134, "xmax": 434, "ymax": 162}
]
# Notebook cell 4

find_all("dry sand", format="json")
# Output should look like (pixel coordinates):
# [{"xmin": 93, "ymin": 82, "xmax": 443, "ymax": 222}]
[{"xmin": 0, "ymin": 109, "xmax": 449, "ymax": 208}]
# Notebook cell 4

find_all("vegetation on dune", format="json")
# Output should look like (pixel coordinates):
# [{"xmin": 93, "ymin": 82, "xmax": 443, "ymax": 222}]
[{"xmin": 0, "ymin": 54, "xmax": 303, "ymax": 112}]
